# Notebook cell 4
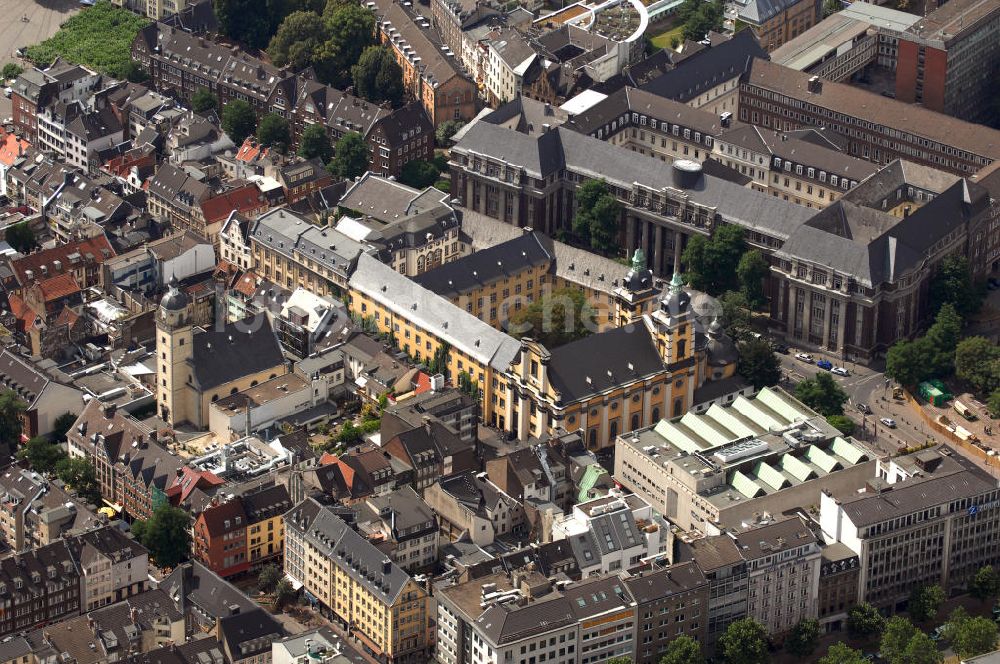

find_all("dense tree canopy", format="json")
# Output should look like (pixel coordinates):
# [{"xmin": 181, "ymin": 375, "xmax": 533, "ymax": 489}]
[
  {"xmin": 795, "ymin": 372, "xmax": 848, "ymax": 416},
  {"xmin": 719, "ymin": 618, "xmax": 769, "ymax": 664},
  {"xmin": 737, "ymin": 250, "xmax": 769, "ymax": 309},
  {"xmin": 55, "ymin": 457, "xmax": 100, "ymax": 504},
  {"xmin": 399, "ymin": 160, "xmax": 442, "ymax": 190},
  {"xmin": 930, "ymin": 254, "xmax": 983, "ymax": 317},
  {"xmin": 298, "ymin": 124, "xmax": 334, "ymax": 163},
  {"xmin": 256, "ymin": 113, "xmax": 291, "ymax": 152},
  {"xmin": 677, "ymin": 0, "xmax": 724, "ymax": 41},
  {"xmin": 330, "ymin": 132, "xmax": 369, "ymax": 179},
  {"xmin": 17, "ymin": 436, "xmax": 66, "ymax": 474},
  {"xmin": 508, "ymin": 288, "xmax": 596, "ymax": 348},
  {"xmin": 945, "ymin": 609, "xmax": 998, "ymax": 659},
  {"xmin": 909, "ymin": 585, "xmax": 945, "ymax": 623},
  {"xmin": 737, "ymin": 338, "xmax": 781, "ymax": 390},
  {"xmin": 785, "ymin": 619, "xmax": 820, "ymax": 657},
  {"xmin": 971, "ymin": 565, "xmax": 1000, "ymax": 602},
  {"xmin": 2, "ymin": 63, "xmax": 22, "ymax": 81},
  {"xmin": 436, "ymin": 119, "xmax": 465, "ymax": 146},
  {"xmin": 572, "ymin": 180, "xmax": 622, "ymax": 254},
  {"xmin": 352, "ymin": 46, "xmax": 404, "ymax": 107},
  {"xmin": 885, "ymin": 303, "xmax": 963, "ymax": 385},
  {"xmin": 682, "ymin": 224, "xmax": 746, "ymax": 295},
  {"xmin": 268, "ymin": 10, "xmax": 330, "ymax": 70},
  {"xmin": 5, "ymin": 222, "xmax": 36, "ymax": 255},
  {"xmin": 191, "ymin": 87, "xmax": 218, "ymax": 113},
  {"xmin": 826, "ymin": 414, "xmax": 856, "ymax": 436},
  {"xmin": 52, "ymin": 412, "xmax": 77, "ymax": 442},
  {"xmin": 818, "ymin": 643, "xmax": 868, "ymax": 664},
  {"xmin": 956, "ymin": 337, "xmax": 1000, "ymax": 396},
  {"xmin": 221, "ymin": 100, "xmax": 257, "ymax": 146},
  {"xmin": 138, "ymin": 504, "xmax": 192, "ymax": 569},
  {"xmin": 657, "ymin": 635, "xmax": 704, "ymax": 664},
  {"xmin": 880, "ymin": 616, "xmax": 918, "ymax": 664},
  {"xmin": 0, "ymin": 390, "xmax": 26, "ymax": 456},
  {"xmin": 847, "ymin": 602, "xmax": 886, "ymax": 639}
]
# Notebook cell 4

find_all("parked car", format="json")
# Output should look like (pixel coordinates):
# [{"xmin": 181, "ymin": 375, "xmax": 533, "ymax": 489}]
[
  {"xmin": 857, "ymin": 403, "xmax": 872, "ymax": 415},
  {"xmin": 930, "ymin": 626, "xmax": 945, "ymax": 642},
  {"xmin": 992, "ymin": 603, "xmax": 1000, "ymax": 620},
  {"xmin": 3, "ymin": 88, "xmax": 11, "ymax": 98},
  {"xmin": 831, "ymin": 366, "xmax": 850, "ymax": 376},
  {"xmin": 795, "ymin": 353, "xmax": 814, "ymax": 363},
  {"xmin": 880, "ymin": 417, "xmax": 897, "ymax": 428},
  {"xmin": 817, "ymin": 359, "xmax": 833, "ymax": 370},
  {"xmin": 771, "ymin": 342, "xmax": 789, "ymax": 354}
]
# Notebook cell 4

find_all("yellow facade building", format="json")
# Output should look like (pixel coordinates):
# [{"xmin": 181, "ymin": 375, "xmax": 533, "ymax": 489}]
[
  {"xmin": 284, "ymin": 497, "xmax": 432, "ymax": 663},
  {"xmin": 155, "ymin": 278, "xmax": 288, "ymax": 428}
]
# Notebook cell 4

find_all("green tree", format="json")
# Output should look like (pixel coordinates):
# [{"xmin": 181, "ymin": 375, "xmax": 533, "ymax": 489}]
[
  {"xmin": 268, "ymin": 10, "xmax": 329, "ymax": 70},
  {"xmin": 436, "ymin": 119, "xmax": 465, "ymax": 146},
  {"xmin": 822, "ymin": 0, "xmax": 842, "ymax": 17},
  {"xmin": 679, "ymin": 0, "xmax": 724, "ymax": 41},
  {"xmin": 607, "ymin": 658, "xmax": 632, "ymax": 664},
  {"xmin": 847, "ymin": 602, "xmax": 886, "ymax": 639},
  {"xmin": 130, "ymin": 519, "xmax": 147, "ymax": 543},
  {"xmin": 315, "ymin": 3, "xmax": 377, "ymax": 87},
  {"xmin": 258, "ymin": 563, "xmax": 282, "ymax": 593},
  {"xmin": 930, "ymin": 254, "xmax": 983, "ymax": 317},
  {"xmin": 2, "ymin": 63, "xmax": 22, "ymax": 80},
  {"xmin": 507, "ymin": 287, "xmax": 596, "ymax": 348},
  {"xmin": 880, "ymin": 616, "xmax": 918, "ymax": 664},
  {"xmin": 5, "ymin": 221, "xmax": 36, "ymax": 255},
  {"xmin": 885, "ymin": 337, "xmax": 933, "ymax": 387},
  {"xmin": 142, "ymin": 504, "xmax": 192, "ymax": 569},
  {"xmin": 737, "ymin": 338, "xmax": 781, "ymax": 390},
  {"xmin": 718, "ymin": 290, "xmax": 753, "ymax": 340},
  {"xmin": 336, "ymin": 420, "xmax": 363, "ymax": 446},
  {"xmin": 572, "ymin": 180, "xmax": 621, "ymax": 254},
  {"xmin": 785, "ymin": 619, "xmax": 820, "ymax": 657},
  {"xmin": 924, "ymin": 303, "xmax": 962, "ymax": 375},
  {"xmin": 990, "ymin": 389, "xmax": 1000, "ymax": 418},
  {"xmin": 352, "ymin": 45, "xmax": 404, "ymax": 107},
  {"xmin": 947, "ymin": 612, "xmax": 998, "ymax": 659},
  {"xmin": 795, "ymin": 372, "xmax": 848, "ymax": 416},
  {"xmin": 274, "ymin": 578, "xmax": 296, "ymax": 610},
  {"xmin": 826, "ymin": 414, "xmax": 856, "ymax": 436},
  {"xmin": 55, "ymin": 456, "xmax": 100, "ymax": 503},
  {"xmin": 256, "ymin": 113, "xmax": 291, "ymax": 152},
  {"xmin": 0, "ymin": 390, "xmax": 25, "ymax": 454},
  {"xmin": 221, "ymin": 99, "xmax": 257, "ymax": 146},
  {"xmin": 658, "ymin": 634, "xmax": 704, "ymax": 664},
  {"xmin": 737, "ymin": 250, "xmax": 769, "ymax": 309},
  {"xmin": 212, "ymin": 0, "xmax": 279, "ymax": 50},
  {"xmin": 191, "ymin": 87, "xmax": 218, "ymax": 113},
  {"xmin": 956, "ymin": 337, "xmax": 1000, "ymax": 396},
  {"xmin": 399, "ymin": 160, "xmax": 442, "ymax": 189},
  {"xmin": 331, "ymin": 132, "xmax": 369, "ymax": 179},
  {"xmin": 902, "ymin": 632, "xmax": 942, "ymax": 664},
  {"xmin": 298, "ymin": 124, "xmax": 333, "ymax": 163},
  {"xmin": 124, "ymin": 62, "xmax": 149, "ymax": 83},
  {"xmin": 719, "ymin": 618, "xmax": 769, "ymax": 664},
  {"xmin": 818, "ymin": 643, "xmax": 867, "ymax": 664},
  {"xmin": 909, "ymin": 584, "xmax": 945, "ymax": 623},
  {"xmin": 971, "ymin": 565, "xmax": 1000, "ymax": 602},
  {"xmin": 17, "ymin": 436, "xmax": 67, "ymax": 474},
  {"xmin": 52, "ymin": 412, "xmax": 77, "ymax": 441},
  {"xmin": 682, "ymin": 224, "xmax": 745, "ymax": 295}
]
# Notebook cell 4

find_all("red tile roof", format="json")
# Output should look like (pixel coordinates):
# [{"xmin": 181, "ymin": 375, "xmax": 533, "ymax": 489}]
[
  {"xmin": 232, "ymin": 271, "xmax": 260, "ymax": 297},
  {"xmin": 11, "ymin": 235, "xmax": 115, "ymax": 286},
  {"xmin": 235, "ymin": 138, "xmax": 268, "ymax": 163},
  {"xmin": 36, "ymin": 273, "xmax": 80, "ymax": 302},
  {"xmin": 0, "ymin": 131, "xmax": 29, "ymax": 168},
  {"xmin": 169, "ymin": 466, "xmax": 225, "ymax": 503},
  {"xmin": 7, "ymin": 294, "xmax": 39, "ymax": 332},
  {"xmin": 200, "ymin": 185, "xmax": 266, "ymax": 225},
  {"xmin": 54, "ymin": 307, "xmax": 80, "ymax": 328}
]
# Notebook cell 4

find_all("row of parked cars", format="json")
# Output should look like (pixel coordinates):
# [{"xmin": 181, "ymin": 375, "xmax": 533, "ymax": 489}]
[{"xmin": 794, "ymin": 353, "xmax": 851, "ymax": 376}]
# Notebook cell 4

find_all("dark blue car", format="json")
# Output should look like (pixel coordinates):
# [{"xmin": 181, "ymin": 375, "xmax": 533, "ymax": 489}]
[{"xmin": 817, "ymin": 359, "xmax": 833, "ymax": 370}]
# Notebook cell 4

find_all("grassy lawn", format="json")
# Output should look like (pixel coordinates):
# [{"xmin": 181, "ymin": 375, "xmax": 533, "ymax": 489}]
[{"xmin": 648, "ymin": 24, "xmax": 685, "ymax": 50}]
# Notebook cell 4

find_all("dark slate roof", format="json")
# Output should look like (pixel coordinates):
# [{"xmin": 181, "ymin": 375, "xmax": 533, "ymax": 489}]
[
  {"xmin": 640, "ymin": 30, "xmax": 766, "ymax": 103},
  {"xmin": 837, "ymin": 469, "xmax": 995, "ymax": 527},
  {"xmin": 218, "ymin": 608, "xmax": 284, "ymax": 659},
  {"xmin": 562, "ymin": 575, "xmax": 634, "ymax": 620},
  {"xmin": 412, "ymin": 231, "xmax": 552, "ymax": 297},
  {"xmin": 545, "ymin": 324, "xmax": 665, "ymax": 402},
  {"xmin": 476, "ymin": 596, "xmax": 576, "ymax": 645},
  {"xmin": 189, "ymin": 318, "xmax": 285, "ymax": 391},
  {"xmin": 161, "ymin": 560, "xmax": 256, "ymax": 621},
  {"xmin": 622, "ymin": 560, "xmax": 707, "ymax": 603},
  {"xmin": 239, "ymin": 483, "xmax": 292, "ymax": 523},
  {"xmin": 737, "ymin": 0, "xmax": 814, "ymax": 24}
]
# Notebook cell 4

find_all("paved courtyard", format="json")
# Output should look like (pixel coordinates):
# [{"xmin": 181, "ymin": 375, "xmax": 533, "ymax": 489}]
[{"xmin": 0, "ymin": 0, "xmax": 81, "ymax": 66}]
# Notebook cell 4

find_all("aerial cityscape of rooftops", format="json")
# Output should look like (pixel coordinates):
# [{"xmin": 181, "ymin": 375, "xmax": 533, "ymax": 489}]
[{"xmin": 0, "ymin": 0, "xmax": 998, "ymax": 662}]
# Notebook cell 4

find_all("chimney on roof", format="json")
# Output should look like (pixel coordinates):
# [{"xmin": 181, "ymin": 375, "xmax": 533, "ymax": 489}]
[
  {"xmin": 542, "ymin": 123, "xmax": 550, "ymax": 133},
  {"xmin": 382, "ymin": 558, "xmax": 392, "ymax": 574},
  {"xmin": 807, "ymin": 76, "xmax": 822, "ymax": 94},
  {"xmin": 103, "ymin": 403, "xmax": 117, "ymax": 419}
]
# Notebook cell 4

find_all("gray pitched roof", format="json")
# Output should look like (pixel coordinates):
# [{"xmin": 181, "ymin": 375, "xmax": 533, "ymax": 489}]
[
  {"xmin": 189, "ymin": 318, "xmax": 285, "ymax": 391},
  {"xmin": 412, "ymin": 232, "xmax": 552, "ymax": 297}
]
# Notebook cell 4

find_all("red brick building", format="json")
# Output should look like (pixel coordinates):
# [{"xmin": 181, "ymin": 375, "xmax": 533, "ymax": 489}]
[{"xmin": 193, "ymin": 499, "xmax": 250, "ymax": 578}]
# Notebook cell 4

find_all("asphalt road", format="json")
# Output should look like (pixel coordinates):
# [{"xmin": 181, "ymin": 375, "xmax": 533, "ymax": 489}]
[{"xmin": 775, "ymin": 342, "xmax": 934, "ymax": 456}]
